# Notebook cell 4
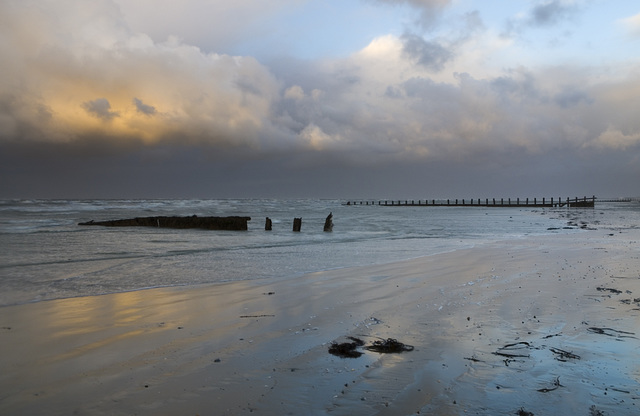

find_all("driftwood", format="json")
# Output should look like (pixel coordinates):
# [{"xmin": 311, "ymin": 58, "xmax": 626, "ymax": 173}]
[{"xmin": 79, "ymin": 215, "xmax": 251, "ymax": 231}]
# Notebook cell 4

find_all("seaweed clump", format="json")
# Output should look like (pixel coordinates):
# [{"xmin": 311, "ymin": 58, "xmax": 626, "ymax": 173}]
[
  {"xmin": 328, "ymin": 337, "xmax": 365, "ymax": 358},
  {"xmin": 365, "ymin": 338, "xmax": 414, "ymax": 353},
  {"xmin": 328, "ymin": 337, "xmax": 414, "ymax": 358}
]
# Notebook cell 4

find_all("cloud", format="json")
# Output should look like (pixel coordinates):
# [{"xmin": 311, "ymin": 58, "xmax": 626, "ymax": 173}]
[
  {"xmin": 503, "ymin": 0, "xmax": 582, "ymax": 38},
  {"xmin": 133, "ymin": 98, "xmax": 156, "ymax": 115},
  {"xmin": 529, "ymin": 0, "xmax": 578, "ymax": 27},
  {"xmin": 368, "ymin": 0, "xmax": 452, "ymax": 29},
  {"xmin": 587, "ymin": 126, "xmax": 640, "ymax": 150},
  {"xmin": 1, "ymin": 1, "xmax": 640, "ymax": 198},
  {"xmin": 111, "ymin": 0, "xmax": 302, "ymax": 54},
  {"xmin": 284, "ymin": 85, "xmax": 305, "ymax": 100},
  {"xmin": 619, "ymin": 12, "xmax": 640, "ymax": 37},
  {"xmin": 401, "ymin": 33, "xmax": 453, "ymax": 71},
  {"xmin": 83, "ymin": 98, "xmax": 119, "ymax": 121}
]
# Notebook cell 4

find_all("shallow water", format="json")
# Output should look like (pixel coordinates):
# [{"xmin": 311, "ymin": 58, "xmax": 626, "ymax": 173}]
[{"xmin": 0, "ymin": 199, "xmax": 637, "ymax": 306}]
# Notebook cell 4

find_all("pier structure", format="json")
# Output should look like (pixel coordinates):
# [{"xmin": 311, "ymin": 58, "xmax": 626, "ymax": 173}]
[{"xmin": 344, "ymin": 196, "xmax": 598, "ymax": 208}]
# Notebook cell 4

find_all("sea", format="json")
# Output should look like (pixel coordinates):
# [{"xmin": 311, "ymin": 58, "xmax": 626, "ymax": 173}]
[{"xmin": 1, "ymin": 198, "xmax": 638, "ymax": 307}]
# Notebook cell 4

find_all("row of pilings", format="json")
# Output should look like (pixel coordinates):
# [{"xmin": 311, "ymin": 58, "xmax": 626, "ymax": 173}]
[
  {"xmin": 345, "ymin": 196, "xmax": 596, "ymax": 208},
  {"xmin": 265, "ymin": 212, "xmax": 334, "ymax": 232}
]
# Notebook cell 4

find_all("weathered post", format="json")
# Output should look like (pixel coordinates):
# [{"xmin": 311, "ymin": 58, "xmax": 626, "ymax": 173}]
[
  {"xmin": 265, "ymin": 217, "xmax": 272, "ymax": 231},
  {"xmin": 324, "ymin": 212, "xmax": 333, "ymax": 232},
  {"xmin": 293, "ymin": 217, "xmax": 302, "ymax": 232}
]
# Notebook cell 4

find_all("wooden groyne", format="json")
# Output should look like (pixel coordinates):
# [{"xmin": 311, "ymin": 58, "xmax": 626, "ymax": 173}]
[
  {"xmin": 79, "ymin": 215, "xmax": 251, "ymax": 230},
  {"xmin": 345, "ymin": 196, "xmax": 597, "ymax": 208}
]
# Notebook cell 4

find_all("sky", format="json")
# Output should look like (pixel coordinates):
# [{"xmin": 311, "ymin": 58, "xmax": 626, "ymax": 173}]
[{"xmin": 1, "ymin": 0, "xmax": 639, "ymax": 199}]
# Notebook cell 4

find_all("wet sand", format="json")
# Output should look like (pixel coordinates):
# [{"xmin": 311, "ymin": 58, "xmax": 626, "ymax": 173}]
[{"xmin": 1, "ymin": 228, "xmax": 639, "ymax": 415}]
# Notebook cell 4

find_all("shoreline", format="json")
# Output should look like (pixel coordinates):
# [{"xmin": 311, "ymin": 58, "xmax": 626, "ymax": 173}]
[{"xmin": 1, "ymin": 228, "xmax": 639, "ymax": 415}]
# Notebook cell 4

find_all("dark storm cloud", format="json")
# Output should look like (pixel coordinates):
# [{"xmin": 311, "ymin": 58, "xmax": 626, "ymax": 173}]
[
  {"xmin": 401, "ymin": 33, "xmax": 453, "ymax": 71},
  {"xmin": 1, "ymin": 0, "xmax": 640, "ymax": 199},
  {"xmin": 369, "ymin": 0, "xmax": 453, "ymax": 29},
  {"xmin": 82, "ymin": 98, "xmax": 119, "ymax": 121},
  {"xmin": 553, "ymin": 86, "xmax": 593, "ymax": 108},
  {"xmin": 133, "ymin": 98, "xmax": 156, "ymax": 115},
  {"xmin": 529, "ymin": 0, "xmax": 578, "ymax": 27},
  {"xmin": 502, "ymin": 0, "xmax": 582, "ymax": 38}
]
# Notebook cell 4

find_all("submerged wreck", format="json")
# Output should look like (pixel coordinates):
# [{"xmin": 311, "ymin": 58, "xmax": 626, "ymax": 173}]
[{"xmin": 78, "ymin": 215, "xmax": 251, "ymax": 231}]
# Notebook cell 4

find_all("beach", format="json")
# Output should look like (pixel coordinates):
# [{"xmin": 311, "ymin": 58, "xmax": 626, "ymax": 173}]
[{"xmin": 1, "ymin": 227, "xmax": 639, "ymax": 415}]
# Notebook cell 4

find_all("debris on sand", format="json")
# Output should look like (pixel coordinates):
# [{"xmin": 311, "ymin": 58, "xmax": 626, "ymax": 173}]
[
  {"xmin": 328, "ymin": 337, "xmax": 365, "ymax": 358},
  {"xmin": 596, "ymin": 287, "xmax": 622, "ymax": 294},
  {"xmin": 536, "ymin": 376, "xmax": 564, "ymax": 393},
  {"xmin": 587, "ymin": 327, "xmax": 636, "ymax": 338},
  {"xmin": 548, "ymin": 347, "xmax": 581, "ymax": 361},
  {"xmin": 365, "ymin": 338, "xmax": 414, "ymax": 353},
  {"xmin": 493, "ymin": 342, "xmax": 533, "ymax": 358},
  {"xmin": 328, "ymin": 336, "xmax": 414, "ymax": 357}
]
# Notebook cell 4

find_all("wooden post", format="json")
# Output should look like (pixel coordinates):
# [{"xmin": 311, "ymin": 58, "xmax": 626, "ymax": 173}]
[
  {"xmin": 517, "ymin": 198, "xmax": 520, "ymax": 205},
  {"xmin": 323, "ymin": 213, "xmax": 333, "ymax": 232},
  {"xmin": 293, "ymin": 217, "xmax": 302, "ymax": 232},
  {"xmin": 265, "ymin": 217, "xmax": 272, "ymax": 231}
]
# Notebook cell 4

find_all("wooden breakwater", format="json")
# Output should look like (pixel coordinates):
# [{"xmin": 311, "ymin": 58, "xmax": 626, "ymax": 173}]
[
  {"xmin": 345, "ymin": 196, "xmax": 597, "ymax": 208},
  {"xmin": 79, "ymin": 215, "xmax": 251, "ymax": 230}
]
